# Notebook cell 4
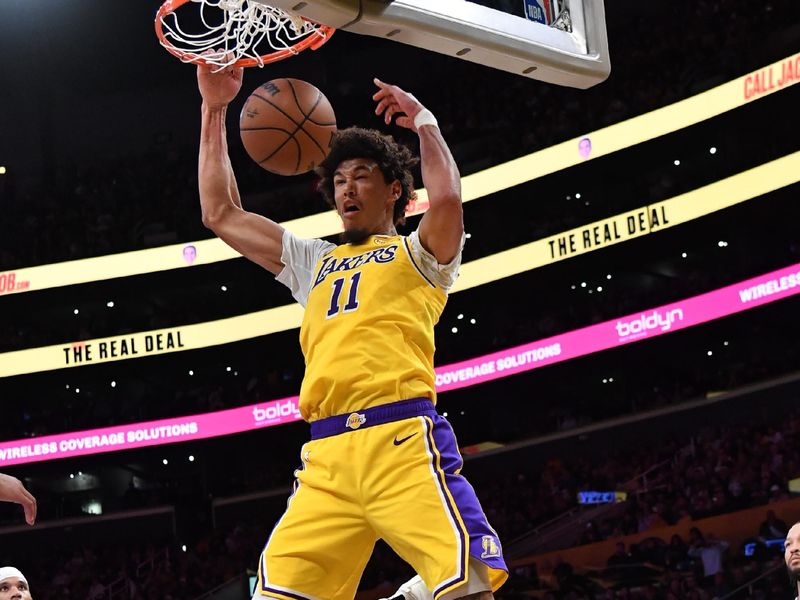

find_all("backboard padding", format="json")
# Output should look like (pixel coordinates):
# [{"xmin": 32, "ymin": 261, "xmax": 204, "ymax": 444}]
[{"xmin": 255, "ymin": 0, "xmax": 610, "ymax": 88}]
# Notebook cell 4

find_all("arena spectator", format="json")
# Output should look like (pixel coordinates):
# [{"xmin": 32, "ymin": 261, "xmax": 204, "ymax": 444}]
[
  {"xmin": 688, "ymin": 532, "xmax": 730, "ymax": 585},
  {"xmin": 759, "ymin": 510, "xmax": 789, "ymax": 541}
]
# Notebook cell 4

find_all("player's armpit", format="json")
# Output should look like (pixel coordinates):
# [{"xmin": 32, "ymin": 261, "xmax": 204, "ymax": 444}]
[{"xmin": 203, "ymin": 205, "xmax": 285, "ymax": 274}]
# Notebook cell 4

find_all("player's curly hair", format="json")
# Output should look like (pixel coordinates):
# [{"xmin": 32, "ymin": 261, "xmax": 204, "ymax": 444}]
[{"xmin": 316, "ymin": 127, "xmax": 419, "ymax": 226}]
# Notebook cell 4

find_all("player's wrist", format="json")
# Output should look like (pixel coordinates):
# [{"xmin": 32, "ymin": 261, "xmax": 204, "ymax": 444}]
[
  {"xmin": 414, "ymin": 109, "xmax": 439, "ymax": 131},
  {"xmin": 202, "ymin": 100, "xmax": 229, "ymax": 114}
]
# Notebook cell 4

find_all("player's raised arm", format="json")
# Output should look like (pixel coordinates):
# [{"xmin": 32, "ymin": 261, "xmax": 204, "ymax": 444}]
[
  {"xmin": 197, "ymin": 61, "xmax": 285, "ymax": 275},
  {"xmin": 372, "ymin": 79, "xmax": 464, "ymax": 264}
]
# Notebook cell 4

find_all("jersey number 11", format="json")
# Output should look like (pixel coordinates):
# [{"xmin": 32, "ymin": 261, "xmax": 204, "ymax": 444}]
[{"xmin": 326, "ymin": 272, "xmax": 362, "ymax": 318}]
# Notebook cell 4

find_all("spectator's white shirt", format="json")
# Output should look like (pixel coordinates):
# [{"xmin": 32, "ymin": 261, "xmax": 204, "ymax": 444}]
[{"xmin": 688, "ymin": 541, "xmax": 729, "ymax": 576}]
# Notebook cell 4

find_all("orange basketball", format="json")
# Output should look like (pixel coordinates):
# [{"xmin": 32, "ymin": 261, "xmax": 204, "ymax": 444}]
[{"xmin": 239, "ymin": 78, "xmax": 337, "ymax": 176}]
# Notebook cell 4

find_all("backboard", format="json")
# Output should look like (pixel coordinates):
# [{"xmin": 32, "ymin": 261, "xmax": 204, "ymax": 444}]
[{"xmin": 252, "ymin": 0, "xmax": 610, "ymax": 89}]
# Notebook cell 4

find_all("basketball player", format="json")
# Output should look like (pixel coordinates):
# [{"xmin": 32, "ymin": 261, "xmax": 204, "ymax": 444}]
[
  {"xmin": 0, "ymin": 567, "xmax": 33, "ymax": 600},
  {"xmin": 0, "ymin": 473, "xmax": 36, "ymax": 525},
  {"xmin": 196, "ymin": 64, "xmax": 507, "ymax": 600},
  {"xmin": 786, "ymin": 521, "xmax": 800, "ymax": 599}
]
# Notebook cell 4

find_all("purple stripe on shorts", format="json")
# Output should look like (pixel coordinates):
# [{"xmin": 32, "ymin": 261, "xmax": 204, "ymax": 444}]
[
  {"xmin": 429, "ymin": 415, "xmax": 508, "ymax": 579},
  {"xmin": 424, "ymin": 416, "xmax": 468, "ymax": 598},
  {"xmin": 260, "ymin": 586, "xmax": 313, "ymax": 600}
]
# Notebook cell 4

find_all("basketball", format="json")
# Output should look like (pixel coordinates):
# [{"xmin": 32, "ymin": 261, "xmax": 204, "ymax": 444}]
[{"xmin": 239, "ymin": 79, "xmax": 337, "ymax": 176}]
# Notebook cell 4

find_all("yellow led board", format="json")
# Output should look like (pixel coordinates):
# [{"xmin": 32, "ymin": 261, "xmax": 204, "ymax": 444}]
[
  {"xmin": 0, "ymin": 52, "xmax": 797, "ymax": 297},
  {"xmin": 1, "ymin": 150, "xmax": 797, "ymax": 378}
]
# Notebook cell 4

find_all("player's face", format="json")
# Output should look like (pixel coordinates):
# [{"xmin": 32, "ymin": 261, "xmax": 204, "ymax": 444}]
[
  {"xmin": 785, "ymin": 523, "xmax": 800, "ymax": 583},
  {"xmin": 0, "ymin": 578, "xmax": 32, "ymax": 600},
  {"xmin": 333, "ymin": 158, "xmax": 399, "ymax": 239}
]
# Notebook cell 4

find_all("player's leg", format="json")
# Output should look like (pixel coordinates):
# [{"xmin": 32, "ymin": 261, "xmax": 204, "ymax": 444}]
[
  {"xmin": 254, "ymin": 439, "xmax": 377, "ymax": 600},
  {"xmin": 365, "ymin": 415, "xmax": 508, "ymax": 600}
]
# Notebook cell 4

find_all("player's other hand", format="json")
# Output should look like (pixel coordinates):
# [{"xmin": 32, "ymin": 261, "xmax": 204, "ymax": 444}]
[
  {"xmin": 197, "ymin": 50, "xmax": 244, "ymax": 110},
  {"xmin": 0, "ymin": 473, "xmax": 37, "ymax": 525},
  {"xmin": 372, "ymin": 79, "xmax": 425, "ymax": 131}
]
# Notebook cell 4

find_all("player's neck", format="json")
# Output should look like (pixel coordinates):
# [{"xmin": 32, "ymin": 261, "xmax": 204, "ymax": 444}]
[
  {"xmin": 341, "ymin": 219, "xmax": 396, "ymax": 244},
  {"xmin": 376, "ymin": 224, "xmax": 397, "ymax": 237},
  {"xmin": 364, "ymin": 222, "xmax": 397, "ymax": 239}
]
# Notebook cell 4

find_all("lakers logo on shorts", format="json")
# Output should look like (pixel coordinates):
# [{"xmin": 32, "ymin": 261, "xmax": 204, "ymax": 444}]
[
  {"xmin": 346, "ymin": 413, "xmax": 367, "ymax": 430},
  {"xmin": 481, "ymin": 535, "xmax": 501, "ymax": 559}
]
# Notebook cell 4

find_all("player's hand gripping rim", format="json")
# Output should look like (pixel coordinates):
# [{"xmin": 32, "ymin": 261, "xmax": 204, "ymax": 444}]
[{"xmin": 197, "ymin": 49, "xmax": 244, "ymax": 110}]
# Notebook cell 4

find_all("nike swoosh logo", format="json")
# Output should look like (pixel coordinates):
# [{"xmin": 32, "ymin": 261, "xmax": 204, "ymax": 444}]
[{"xmin": 393, "ymin": 433, "xmax": 418, "ymax": 446}]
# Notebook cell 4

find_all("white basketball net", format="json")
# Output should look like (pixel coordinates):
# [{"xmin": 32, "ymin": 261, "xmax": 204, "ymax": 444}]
[{"xmin": 158, "ymin": 0, "xmax": 330, "ymax": 70}]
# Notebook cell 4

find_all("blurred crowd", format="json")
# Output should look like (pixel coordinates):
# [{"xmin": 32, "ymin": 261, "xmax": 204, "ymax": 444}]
[
  {"xmin": 5, "ymin": 526, "xmax": 794, "ymax": 600},
  {"xmin": 502, "ymin": 529, "xmax": 792, "ymax": 600},
  {"xmin": 477, "ymin": 413, "xmax": 800, "ymax": 546},
  {"xmin": 5, "ymin": 527, "xmax": 791, "ymax": 600}
]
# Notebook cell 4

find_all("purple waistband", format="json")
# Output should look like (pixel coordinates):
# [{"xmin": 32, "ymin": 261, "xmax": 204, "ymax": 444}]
[{"xmin": 309, "ymin": 398, "xmax": 436, "ymax": 440}]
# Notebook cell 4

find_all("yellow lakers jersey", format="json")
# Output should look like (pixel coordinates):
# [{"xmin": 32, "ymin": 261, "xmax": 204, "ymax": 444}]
[{"xmin": 298, "ymin": 234, "xmax": 448, "ymax": 421}]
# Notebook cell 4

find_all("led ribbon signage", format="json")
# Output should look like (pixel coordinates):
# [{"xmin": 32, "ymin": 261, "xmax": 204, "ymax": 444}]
[
  {"xmin": 1, "ymin": 261, "xmax": 798, "ymax": 466},
  {"xmin": 0, "ymin": 151, "xmax": 797, "ymax": 378}
]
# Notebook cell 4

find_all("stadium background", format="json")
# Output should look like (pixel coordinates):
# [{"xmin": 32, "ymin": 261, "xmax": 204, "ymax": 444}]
[{"xmin": 0, "ymin": 0, "xmax": 799, "ymax": 598}]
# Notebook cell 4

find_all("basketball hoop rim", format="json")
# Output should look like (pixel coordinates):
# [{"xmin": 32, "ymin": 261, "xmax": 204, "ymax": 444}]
[{"xmin": 154, "ymin": 0, "xmax": 335, "ymax": 68}]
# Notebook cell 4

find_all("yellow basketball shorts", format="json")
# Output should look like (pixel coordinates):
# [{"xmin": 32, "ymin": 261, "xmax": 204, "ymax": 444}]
[{"xmin": 254, "ymin": 399, "xmax": 507, "ymax": 600}]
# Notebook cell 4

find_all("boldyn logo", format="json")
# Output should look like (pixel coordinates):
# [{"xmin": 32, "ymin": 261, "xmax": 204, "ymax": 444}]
[
  {"xmin": 615, "ymin": 308, "xmax": 684, "ymax": 340},
  {"xmin": 252, "ymin": 400, "xmax": 301, "ymax": 425}
]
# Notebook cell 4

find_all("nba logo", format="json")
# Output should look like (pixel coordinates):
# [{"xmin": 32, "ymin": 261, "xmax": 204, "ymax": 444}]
[
  {"xmin": 346, "ymin": 413, "xmax": 366, "ymax": 430},
  {"xmin": 480, "ymin": 535, "xmax": 500, "ymax": 558},
  {"xmin": 523, "ymin": 0, "xmax": 556, "ymax": 25}
]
